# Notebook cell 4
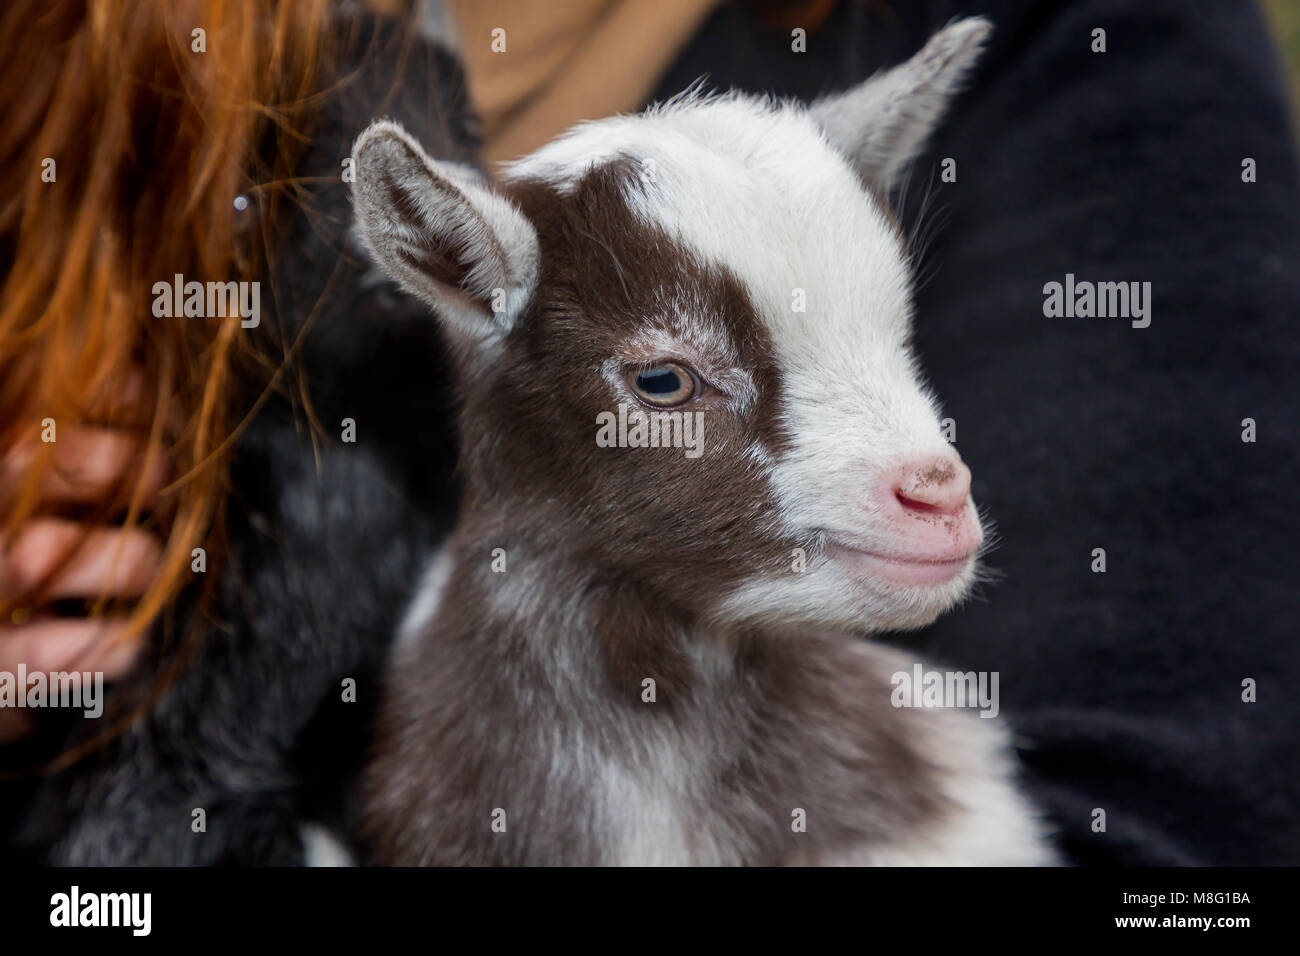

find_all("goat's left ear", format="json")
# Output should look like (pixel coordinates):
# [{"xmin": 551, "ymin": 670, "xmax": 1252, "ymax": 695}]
[
  {"xmin": 809, "ymin": 17, "xmax": 992, "ymax": 191},
  {"xmin": 350, "ymin": 120, "xmax": 539, "ymax": 343}
]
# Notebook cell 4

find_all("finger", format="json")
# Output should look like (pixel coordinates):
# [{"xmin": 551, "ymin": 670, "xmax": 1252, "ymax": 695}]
[
  {"xmin": 0, "ymin": 520, "xmax": 163, "ymax": 601},
  {"xmin": 0, "ymin": 617, "xmax": 143, "ymax": 678},
  {"xmin": 0, "ymin": 426, "xmax": 169, "ymax": 508}
]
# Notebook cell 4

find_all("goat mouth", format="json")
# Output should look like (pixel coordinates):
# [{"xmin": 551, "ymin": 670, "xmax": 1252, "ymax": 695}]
[{"xmin": 824, "ymin": 538, "xmax": 976, "ymax": 586}]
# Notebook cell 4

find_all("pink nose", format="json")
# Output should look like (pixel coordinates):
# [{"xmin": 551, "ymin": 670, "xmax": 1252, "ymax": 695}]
[{"xmin": 892, "ymin": 456, "xmax": 971, "ymax": 517}]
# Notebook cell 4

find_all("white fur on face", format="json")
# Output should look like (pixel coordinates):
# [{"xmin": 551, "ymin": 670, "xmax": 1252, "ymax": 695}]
[{"xmin": 507, "ymin": 94, "xmax": 977, "ymax": 632}]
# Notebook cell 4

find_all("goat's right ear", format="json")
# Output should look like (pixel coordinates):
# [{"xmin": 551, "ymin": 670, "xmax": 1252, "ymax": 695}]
[
  {"xmin": 808, "ymin": 17, "xmax": 991, "ymax": 192},
  {"xmin": 350, "ymin": 120, "xmax": 539, "ymax": 341}
]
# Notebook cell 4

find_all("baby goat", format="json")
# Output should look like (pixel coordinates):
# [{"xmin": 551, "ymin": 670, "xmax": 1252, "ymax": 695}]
[{"xmin": 352, "ymin": 17, "xmax": 1055, "ymax": 865}]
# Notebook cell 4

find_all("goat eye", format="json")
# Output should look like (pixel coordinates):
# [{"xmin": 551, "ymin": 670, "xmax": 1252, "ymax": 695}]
[{"xmin": 628, "ymin": 362, "xmax": 698, "ymax": 407}]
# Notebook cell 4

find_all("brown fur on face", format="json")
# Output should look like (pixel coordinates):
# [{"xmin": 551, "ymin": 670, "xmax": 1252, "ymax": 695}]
[{"xmin": 451, "ymin": 163, "xmax": 799, "ymax": 623}]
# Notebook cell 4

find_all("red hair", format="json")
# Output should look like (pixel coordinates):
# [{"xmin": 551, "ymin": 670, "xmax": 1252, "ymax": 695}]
[{"xmin": 0, "ymin": 0, "xmax": 354, "ymax": 768}]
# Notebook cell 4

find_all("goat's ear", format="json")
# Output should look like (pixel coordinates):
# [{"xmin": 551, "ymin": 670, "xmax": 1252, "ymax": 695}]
[
  {"xmin": 809, "ymin": 17, "xmax": 991, "ymax": 192},
  {"xmin": 350, "ymin": 120, "xmax": 539, "ymax": 341}
]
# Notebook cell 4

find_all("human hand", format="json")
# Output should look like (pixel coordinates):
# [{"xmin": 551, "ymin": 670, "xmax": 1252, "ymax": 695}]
[{"xmin": 0, "ymin": 426, "xmax": 167, "ymax": 743}]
